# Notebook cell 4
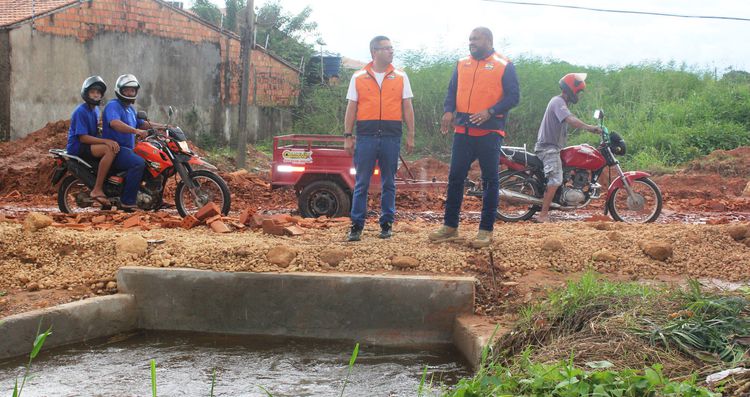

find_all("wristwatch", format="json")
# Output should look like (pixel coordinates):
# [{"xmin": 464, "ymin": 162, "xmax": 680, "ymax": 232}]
[{"xmin": 343, "ymin": 133, "xmax": 353, "ymax": 138}]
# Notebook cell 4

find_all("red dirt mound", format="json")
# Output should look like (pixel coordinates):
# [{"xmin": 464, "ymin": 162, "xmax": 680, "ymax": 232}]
[{"xmin": 0, "ymin": 120, "xmax": 69, "ymax": 197}]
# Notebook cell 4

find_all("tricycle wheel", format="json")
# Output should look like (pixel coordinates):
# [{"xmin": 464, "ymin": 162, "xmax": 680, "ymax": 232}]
[{"xmin": 298, "ymin": 180, "xmax": 351, "ymax": 218}]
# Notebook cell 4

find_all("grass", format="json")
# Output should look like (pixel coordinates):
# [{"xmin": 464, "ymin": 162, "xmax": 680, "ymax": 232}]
[
  {"xmin": 441, "ymin": 274, "xmax": 750, "ymax": 396},
  {"xmin": 13, "ymin": 324, "xmax": 52, "ymax": 397}
]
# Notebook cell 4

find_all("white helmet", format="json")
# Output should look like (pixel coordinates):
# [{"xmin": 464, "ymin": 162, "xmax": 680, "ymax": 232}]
[{"xmin": 115, "ymin": 74, "xmax": 140, "ymax": 103}]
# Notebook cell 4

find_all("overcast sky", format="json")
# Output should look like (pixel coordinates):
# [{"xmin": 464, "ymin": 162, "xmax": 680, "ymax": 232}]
[{"xmin": 186, "ymin": 0, "xmax": 750, "ymax": 72}]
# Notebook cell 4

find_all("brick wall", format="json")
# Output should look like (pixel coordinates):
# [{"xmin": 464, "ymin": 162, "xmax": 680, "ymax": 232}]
[{"xmin": 31, "ymin": 0, "xmax": 299, "ymax": 107}]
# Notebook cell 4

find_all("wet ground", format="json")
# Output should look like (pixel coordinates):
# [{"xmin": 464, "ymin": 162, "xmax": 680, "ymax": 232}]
[{"xmin": 0, "ymin": 331, "xmax": 470, "ymax": 397}]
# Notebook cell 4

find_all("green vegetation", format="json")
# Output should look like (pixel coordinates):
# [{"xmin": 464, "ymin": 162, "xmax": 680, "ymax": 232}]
[
  {"xmin": 295, "ymin": 56, "xmax": 750, "ymax": 171},
  {"xmin": 441, "ymin": 273, "xmax": 750, "ymax": 396},
  {"xmin": 12, "ymin": 325, "xmax": 52, "ymax": 397}
]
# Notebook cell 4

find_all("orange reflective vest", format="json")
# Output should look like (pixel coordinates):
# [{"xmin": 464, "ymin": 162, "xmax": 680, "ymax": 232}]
[
  {"xmin": 454, "ymin": 52, "xmax": 510, "ymax": 136},
  {"xmin": 353, "ymin": 62, "xmax": 405, "ymax": 136}
]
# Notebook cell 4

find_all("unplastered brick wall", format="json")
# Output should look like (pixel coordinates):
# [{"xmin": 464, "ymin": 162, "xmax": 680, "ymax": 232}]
[{"xmin": 31, "ymin": 0, "xmax": 298, "ymax": 107}]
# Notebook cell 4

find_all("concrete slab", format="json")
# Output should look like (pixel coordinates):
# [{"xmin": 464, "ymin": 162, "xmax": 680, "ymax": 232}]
[
  {"xmin": 117, "ymin": 267, "xmax": 475, "ymax": 345},
  {"xmin": 0, "ymin": 294, "xmax": 136, "ymax": 360},
  {"xmin": 453, "ymin": 314, "xmax": 506, "ymax": 370}
]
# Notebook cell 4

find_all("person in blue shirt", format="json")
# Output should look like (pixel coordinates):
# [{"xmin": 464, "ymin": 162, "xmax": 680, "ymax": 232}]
[
  {"xmin": 102, "ymin": 74, "xmax": 151, "ymax": 210},
  {"xmin": 66, "ymin": 76, "xmax": 119, "ymax": 206}
]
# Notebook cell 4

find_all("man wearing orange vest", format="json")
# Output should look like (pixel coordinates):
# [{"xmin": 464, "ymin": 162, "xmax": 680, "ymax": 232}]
[
  {"xmin": 429, "ymin": 27, "xmax": 520, "ymax": 248},
  {"xmin": 343, "ymin": 35, "xmax": 416, "ymax": 242}
]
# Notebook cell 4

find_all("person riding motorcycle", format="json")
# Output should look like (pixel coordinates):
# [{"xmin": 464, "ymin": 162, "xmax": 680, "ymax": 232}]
[
  {"xmin": 66, "ymin": 76, "xmax": 119, "ymax": 206},
  {"xmin": 102, "ymin": 74, "xmax": 161, "ymax": 210},
  {"xmin": 534, "ymin": 73, "xmax": 602, "ymax": 223}
]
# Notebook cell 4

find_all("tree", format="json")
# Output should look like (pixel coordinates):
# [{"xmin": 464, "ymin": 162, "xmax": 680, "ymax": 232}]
[
  {"xmin": 224, "ymin": 0, "xmax": 246, "ymax": 33},
  {"xmin": 255, "ymin": 1, "xmax": 318, "ymax": 67},
  {"xmin": 191, "ymin": 0, "xmax": 221, "ymax": 26}
]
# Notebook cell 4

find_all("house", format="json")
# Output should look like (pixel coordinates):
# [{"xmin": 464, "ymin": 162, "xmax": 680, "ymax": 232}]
[{"xmin": 0, "ymin": 0, "xmax": 301, "ymax": 143}]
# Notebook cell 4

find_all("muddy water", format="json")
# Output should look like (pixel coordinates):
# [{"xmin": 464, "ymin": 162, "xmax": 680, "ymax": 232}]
[{"xmin": 0, "ymin": 331, "xmax": 471, "ymax": 397}]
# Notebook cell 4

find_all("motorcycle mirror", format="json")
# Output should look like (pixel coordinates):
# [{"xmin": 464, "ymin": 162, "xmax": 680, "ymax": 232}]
[
  {"xmin": 167, "ymin": 106, "xmax": 174, "ymax": 126},
  {"xmin": 137, "ymin": 110, "xmax": 149, "ymax": 121},
  {"xmin": 593, "ymin": 109, "xmax": 604, "ymax": 120}
]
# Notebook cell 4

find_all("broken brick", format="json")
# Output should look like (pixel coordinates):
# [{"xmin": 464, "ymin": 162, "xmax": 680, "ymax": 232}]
[
  {"xmin": 122, "ymin": 215, "xmax": 142, "ymax": 229},
  {"xmin": 239, "ymin": 208, "xmax": 255, "ymax": 225},
  {"xmin": 284, "ymin": 225, "xmax": 305, "ymax": 236},
  {"xmin": 248, "ymin": 214, "xmax": 266, "ymax": 229},
  {"xmin": 91, "ymin": 215, "xmax": 107, "ymax": 224},
  {"xmin": 262, "ymin": 219, "xmax": 286, "ymax": 235},
  {"xmin": 210, "ymin": 220, "xmax": 232, "ymax": 233},
  {"xmin": 204, "ymin": 214, "xmax": 222, "ymax": 225},
  {"xmin": 160, "ymin": 219, "xmax": 183, "ymax": 229},
  {"xmin": 195, "ymin": 202, "xmax": 221, "ymax": 221},
  {"xmin": 180, "ymin": 215, "xmax": 200, "ymax": 229}
]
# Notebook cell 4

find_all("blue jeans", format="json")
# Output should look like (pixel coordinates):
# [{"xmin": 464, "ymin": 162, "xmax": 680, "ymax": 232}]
[
  {"xmin": 112, "ymin": 147, "xmax": 145, "ymax": 205},
  {"xmin": 350, "ymin": 135, "xmax": 401, "ymax": 228},
  {"xmin": 444, "ymin": 133, "xmax": 502, "ymax": 231}
]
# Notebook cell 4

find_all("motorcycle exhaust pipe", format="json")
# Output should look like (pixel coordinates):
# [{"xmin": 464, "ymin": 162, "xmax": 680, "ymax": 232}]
[{"xmin": 498, "ymin": 189, "xmax": 562, "ymax": 209}]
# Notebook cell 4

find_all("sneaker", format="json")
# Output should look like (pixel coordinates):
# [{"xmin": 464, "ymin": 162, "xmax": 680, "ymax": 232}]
[
  {"xmin": 428, "ymin": 225, "xmax": 459, "ymax": 243},
  {"xmin": 379, "ymin": 222, "xmax": 393, "ymax": 239},
  {"xmin": 347, "ymin": 224, "xmax": 363, "ymax": 242},
  {"xmin": 469, "ymin": 229, "xmax": 493, "ymax": 248}
]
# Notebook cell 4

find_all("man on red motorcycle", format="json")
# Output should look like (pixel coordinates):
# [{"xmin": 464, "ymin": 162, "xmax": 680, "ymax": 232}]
[
  {"xmin": 534, "ymin": 73, "xmax": 602, "ymax": 223},
  {"xmin": 66, "ymin": 76, "xmax": 118, "ymax": 207},
  {"xmin": 102, "ymin": 74, "xmax": 162, "ymax": 210}
]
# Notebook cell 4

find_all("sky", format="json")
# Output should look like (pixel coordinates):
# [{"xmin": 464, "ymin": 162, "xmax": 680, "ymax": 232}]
[{"xmin": 185, "ymin": 0, "xmax": 750, "ymax": 72}]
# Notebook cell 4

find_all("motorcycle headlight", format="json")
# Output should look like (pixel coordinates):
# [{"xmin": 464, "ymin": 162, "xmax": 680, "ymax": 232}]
[{"xmin": 178, "ymin": 141, "xmax": 191, "ymax": 153}]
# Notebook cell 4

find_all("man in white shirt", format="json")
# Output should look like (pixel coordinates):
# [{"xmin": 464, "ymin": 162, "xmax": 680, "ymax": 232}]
[{"xmin": 343, "ymin": 35, "xmax": 415, "ymax": 241}]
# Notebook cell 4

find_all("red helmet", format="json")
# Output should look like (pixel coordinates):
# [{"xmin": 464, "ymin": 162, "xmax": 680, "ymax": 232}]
[{"xmin": 559, "ymin": 73, "xmax": 587, "ymax": 104}]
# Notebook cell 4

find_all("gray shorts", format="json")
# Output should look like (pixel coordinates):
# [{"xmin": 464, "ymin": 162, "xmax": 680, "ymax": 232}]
[{"xmin": 536, "ymin": 149, "xmax": 563, "ymax": 186}]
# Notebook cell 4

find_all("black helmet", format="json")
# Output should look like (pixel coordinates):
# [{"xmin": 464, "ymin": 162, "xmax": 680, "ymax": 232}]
[
  {"xmin": 81, "ymin": 76, "xmax": 107, "ymax": 106},
  {"xmin": 609, "ymin": 131, "xmax": 626, "ymax": 156},
  {"xmin": 115, "ymin": 74, "xmax": 140, "ymax": 103}
]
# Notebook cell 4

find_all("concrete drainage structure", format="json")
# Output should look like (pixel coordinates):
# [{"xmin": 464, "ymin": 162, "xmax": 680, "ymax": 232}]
[{"xmin": 0, "ymin": 267, "xmax": 500, "ymax": 369}]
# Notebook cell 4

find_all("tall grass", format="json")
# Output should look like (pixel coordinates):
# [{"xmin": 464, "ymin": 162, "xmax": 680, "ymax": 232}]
[{"xmin": 294, "ymin": 55, "xmax": 750, "ymax": 170}]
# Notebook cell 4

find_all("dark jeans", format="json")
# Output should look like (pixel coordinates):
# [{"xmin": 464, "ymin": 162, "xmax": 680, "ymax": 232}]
[
  {"xmin": 443, "ymin": 133, "xmax": 502, "ymax": 231},
  {"xmin": 350, "ymin": 135, "xmax": 401, "ymax": 228},
  {"xmin": 112, "ymin": 147, "xmax": 145, "ymax": 205}
]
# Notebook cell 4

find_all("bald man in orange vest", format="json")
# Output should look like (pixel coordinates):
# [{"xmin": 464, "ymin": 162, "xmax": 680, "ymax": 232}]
[{"xmin": 429, "ymin": 27, "xmax": 520, "ymax": 248}]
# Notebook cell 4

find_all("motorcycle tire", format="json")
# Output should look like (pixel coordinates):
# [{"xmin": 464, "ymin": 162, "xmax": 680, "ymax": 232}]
[
  {"xmin": 298, "ymin": 180, "xmax": 351, "ymax": 218},
  {"xmin": 606, "ymin": 177, "xmax": 662, "ymax": 223},
  {"xmin": 496, "ymin": 170, "xmax": 540, "ymax": 222},
  {"xmin": 57, "ymin": 175, "xmax": 90, "ymax": 214},
  {"xmin": 175, "ymin": 170, "xmax": 231, "ymax": 218}
]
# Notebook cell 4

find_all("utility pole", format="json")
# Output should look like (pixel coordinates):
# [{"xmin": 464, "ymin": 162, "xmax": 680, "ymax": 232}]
[{"xmin": 236, "ymin": 0, "xmax": 254, "ymax": 169}]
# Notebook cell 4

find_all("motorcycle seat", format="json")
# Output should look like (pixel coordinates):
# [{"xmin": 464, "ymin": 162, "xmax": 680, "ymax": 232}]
[{"xmin": 501, "ymin": 148, "xmax": 543, "ymax": 170}]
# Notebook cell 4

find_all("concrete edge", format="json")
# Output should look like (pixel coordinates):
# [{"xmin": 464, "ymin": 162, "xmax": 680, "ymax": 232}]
[
  {"xmin": 0, "ymin": 294, "xmax": 137, "ymax": 360},
  {"xmin": 453, "ymin": 314, "xmax": 507, "ymax": 370},
  {"xmin": 117, "ymin": 266, "xmax": 475, "ymax": 345}
]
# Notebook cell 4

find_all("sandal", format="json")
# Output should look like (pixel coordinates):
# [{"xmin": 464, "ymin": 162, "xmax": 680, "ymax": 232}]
[{"xmin": 90, "ymin": 195, "xmax": 111, "ymax": 207}]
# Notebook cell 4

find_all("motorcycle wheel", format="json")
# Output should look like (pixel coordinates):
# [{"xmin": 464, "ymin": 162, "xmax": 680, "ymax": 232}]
[
  {"xmin": 58, "ymin": 175, "xmax": 104, "ymax": 213},
  {"xmin": 175, "ymin": 170, "xmax": 231, "ymax": 218},
  {"xmin": 607, "ymin": 177, "xmax": 662, "ymax": 223},
  {"xmin": 496, "ymin": 170, "xmax": 540, "ymax": 222}
]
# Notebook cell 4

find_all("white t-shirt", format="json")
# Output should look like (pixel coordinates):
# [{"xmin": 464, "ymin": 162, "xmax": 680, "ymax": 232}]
[{"xmin": 346, "ymin": 69, "xmax": 414, "ymax": 102}]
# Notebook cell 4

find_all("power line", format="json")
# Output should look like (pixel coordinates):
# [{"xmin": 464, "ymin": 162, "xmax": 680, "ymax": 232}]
[{"xmin": 481, "ymin": 0, "xmax": 750, "ymax": 22}]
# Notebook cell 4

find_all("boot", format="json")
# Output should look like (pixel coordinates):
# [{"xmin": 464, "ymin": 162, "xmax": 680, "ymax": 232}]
[
  {"xmin": 428, "ymin": 225, "xmax": 459, "ymax": 243},
  {"xmin": 469, "ymin": 229, "xmax": 493, "ymax": 248}
]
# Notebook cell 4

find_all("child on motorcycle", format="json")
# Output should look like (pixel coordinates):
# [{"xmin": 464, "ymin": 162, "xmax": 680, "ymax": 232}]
[
  {"xmin": 534, "ymin": 73, "xmax": 602, "ymax": 223},
  {"xmin": 66, "ymin": 76, "xmax": 119, "ymax": 206}
]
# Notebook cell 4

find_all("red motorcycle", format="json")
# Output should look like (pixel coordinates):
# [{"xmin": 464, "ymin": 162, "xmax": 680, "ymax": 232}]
[
  {"xmin": 468, "ymin": 109, "xmax": 662, "ymax": 223},
  {"xmin": 50, "ymin": 107, "xmax": 230, "ymax": 217}
]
